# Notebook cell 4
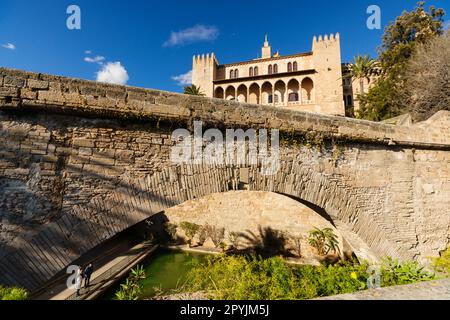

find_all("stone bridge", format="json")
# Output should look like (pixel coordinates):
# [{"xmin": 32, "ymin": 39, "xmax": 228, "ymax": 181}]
[{"xmin": 0, "ymin": 68, "xmax": 449, "ymax": 292}]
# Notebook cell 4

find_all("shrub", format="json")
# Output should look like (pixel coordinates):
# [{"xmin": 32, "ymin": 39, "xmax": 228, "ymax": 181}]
[
  {"xmin": 0, "ymin": 286, "xmax": 28, "ymax": 300},
  {"xmin": 115, "ymin": 265, "xmax": 146, "ymax": 300},
  {"xmin": 228, "ymin": 232, "xmax": 240, "ymax": 249},
  {"xmin": 290, "ymin": 235, "xmax": 303, "ymax": 258},
  {"xmin": 164, "ymin": 223, "xmax": 178, "ymax": 243},
  {"xmin": 179, "ymin": 222, "xmax": 200, "ymax": 247},
  {"xmin": 308, "ymin": 227, "xmax": 340, "ymax": 256},
  {"xmin": 379, "ymin": 257, "xmax": 435, "ymax": 287},
  {"xmin": 432, "ymin": 247, "xmax": 450, "ymax": 275},
  {"xmin": 184, "ymin": 255, "xmax": 368, "ymax": 300},
  {"xmin": 203, "ymin": 225, "xmax": 225, "ymax": 248}
]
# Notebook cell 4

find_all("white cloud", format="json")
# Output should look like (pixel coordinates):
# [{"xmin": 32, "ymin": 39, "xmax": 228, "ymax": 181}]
[
  {"xmin": 96, "ymin": 62, "xmax": 129, "ymax": 85},
  {"xmin": 2, "ymin": 43, "xmax": 16, "ymax": 50},
  {"xmin": 85, "ymin": 50, "xmax": 92, "ymax": 54},
  {"xmin": 84, "ymin": 55, "xmax": 105, "ymax": 64},
  {"xmin": 163, "ymin": 25, "xmax": 219, "ymax": 47},
  {"xmin": 172, "ymin": 70, "xmax": 192, "ymax": 86}
]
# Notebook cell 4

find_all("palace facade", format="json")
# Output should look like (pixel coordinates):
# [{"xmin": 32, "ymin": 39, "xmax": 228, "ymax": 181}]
[{"xmin": 192, "ymin": 34, "xmax": 347, "ymax": 116}]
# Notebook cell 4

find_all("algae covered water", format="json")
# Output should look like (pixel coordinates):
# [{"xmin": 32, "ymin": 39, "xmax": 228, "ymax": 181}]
[{"xmin": 104, "ymin": 249, "xmax": 207, "ymax": 300}]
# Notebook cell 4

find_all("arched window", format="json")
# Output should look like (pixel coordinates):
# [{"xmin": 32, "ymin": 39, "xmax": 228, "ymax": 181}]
[
  {"xmin": 288, "ymin": 62, "xmax": 293, "ymax": 72},
  {"xmin": 273, "ymin": 64, "xmax": 278, "ymax": 74},
  {"xmin": 293, "ymin": 62, "xmax": 298, "ymax": 71},
  {"xmin": 254, "ymin": 67, "xmax": 259, "ymax": 76},
  {"xmin": 230, "ymin": 70, "xmax": 234, "ymax": 79},
  {"xmin": 235, "ymin": 69, "xmax": 239, "ymax": 78},
  {"xmin": 249, "ymin": 67, "xmax": 254, "ymax": 77},
  {"xmin": 268, "ymin": 65, "xmax": 273, "ymax": 75}
]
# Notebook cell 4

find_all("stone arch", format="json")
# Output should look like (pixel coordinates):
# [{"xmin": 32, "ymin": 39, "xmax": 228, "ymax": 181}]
[
  {"xmin": 248, "ymin": 83, "xmax": 260, "ymax": 104},
  {"xmin": 237, "ymin": 84, "xmax": 247, "ymax": 103},
  {"xmin": 274, "ymin": 80, "xmax": 286, "ymax": 105},
  {"xmin": 0, "ymin": 156, "xmax": 397, "ymax": 292},
  {"xmin": 225, "ymin": 86, "xmax": 236, "ymax": 101},
  {"xmin": 214, "ymin": 87, "xmax": 224, "ymax": 99},
  {"xmin": 301, "ymin": 77, "xmax": 314, "ymax": 103},
  {"xmin": 261, "ymin": 81, "xmax": 273, "ymax": 105},
  {"xmin": 287, "ymin": 79, "xmax": 300, "ymax": 103}
]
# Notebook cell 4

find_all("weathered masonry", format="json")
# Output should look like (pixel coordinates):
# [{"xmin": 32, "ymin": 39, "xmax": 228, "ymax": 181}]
[{"xmin": 0, "ymin": 68, "xmax": 449, "ymax": 292}]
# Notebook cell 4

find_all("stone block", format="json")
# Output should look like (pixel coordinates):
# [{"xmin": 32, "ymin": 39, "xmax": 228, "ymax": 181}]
[
  {"xmin": 73, "ymin": 138, "xmax": 95, "ymax": 148},
  {"xmin": 27, "ymin": 79, "xmax": 49, "ymax": 90},
  {"xmin": 4, "ymin": 76, "xmax": 25, "ymax": 87}
]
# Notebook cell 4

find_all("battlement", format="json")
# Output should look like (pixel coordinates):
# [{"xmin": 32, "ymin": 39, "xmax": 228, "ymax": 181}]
[
  {"xmin": 312, "ymin": 32, "xmax": 340, "ymax": 44},
  {"xmin": 193, "ymin": 53, "xmax": 218, "ymax": 66}
]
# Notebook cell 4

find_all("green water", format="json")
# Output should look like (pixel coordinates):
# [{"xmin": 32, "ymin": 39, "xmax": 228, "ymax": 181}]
[{"xmin": 104, "ymin": 249, "xmax": 207, "ymax": 300}]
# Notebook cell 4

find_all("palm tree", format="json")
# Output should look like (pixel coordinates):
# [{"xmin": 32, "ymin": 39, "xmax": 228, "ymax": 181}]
[
  {"xmin": 308, "ymin": 227, "xmax": 340, "ymax": 256},
  {"xmin": 346, "ymin": 55, "xmax": 378, "ymax": 96},
  {"xmin": 184, "ymin": 84, "xmax": 205, "ymax": 96}
]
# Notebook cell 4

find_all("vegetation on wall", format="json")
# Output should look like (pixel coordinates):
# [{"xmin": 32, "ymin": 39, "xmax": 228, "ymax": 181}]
[{"xmin": 0, "ymin": 286, "xmax": 28, "ymax": 300}]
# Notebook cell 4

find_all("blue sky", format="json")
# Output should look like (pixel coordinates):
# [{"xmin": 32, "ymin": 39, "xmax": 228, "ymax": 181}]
[{"xmin": 0, "ymin": 0, "xmax": 449, "ymax": 93}]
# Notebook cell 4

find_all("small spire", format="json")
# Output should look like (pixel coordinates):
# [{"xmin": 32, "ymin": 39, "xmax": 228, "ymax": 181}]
[{"xmin": 265, "ymin": 33, "xmax": 268, "ymax": 43}]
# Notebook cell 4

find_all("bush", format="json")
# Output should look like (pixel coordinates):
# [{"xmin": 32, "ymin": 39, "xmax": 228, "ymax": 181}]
[
  {"xmin": 114, "ymin": 265, "xmax": 146, "ymax": 300},
  {"xmin": 431, "ymin": 247, "xmax": 450, "ymax": 276},
  {"xmin": 0, "ymin": 286, "xmax": 28, "ymax": 300},
  {"xmin": 184, "ymin": 254, "xmax": 437, "ymax": 300},
  {"xmin": 164, "ymin": 223, "xmax": 178, "ymax": 243},
  {"xmin": 308, "ymin": 227, "xmax": 340, "ymax": 256},
  {"xmin": 179, "ymin": 222, "xmax": 200, "ymax": 247},
  {"xmin": 185, "ymin": 255, "xmax": 368, "ymax": 300},
  {"xmin": 203, "ymin": 225, "xmax": 225, "ymax": 248},
  {"xmin": 379, "ymin": 257, "xmax": 435, "ymax": 287}
]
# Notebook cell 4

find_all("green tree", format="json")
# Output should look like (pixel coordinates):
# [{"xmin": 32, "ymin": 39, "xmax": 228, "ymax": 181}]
[
  {"xmin": 183, "ymin": 84, "xmax": 205, "ymax": 96},
  {"xmin": 345, "ymin": 55, "xmax": 378, "ymax": 96},
  {"xmin": 379, "ymin": 1, "xmax": 445, "ymax": 74},
  {"xmin": 308, "ymin": 227, "xmax": 340, "ymax": 256},
  {"xmin": 358, "ymin": 1, "xmax": 445, "ymax": 121}
]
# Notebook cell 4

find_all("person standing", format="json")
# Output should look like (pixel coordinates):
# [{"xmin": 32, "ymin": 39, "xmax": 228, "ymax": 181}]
[{"xmin": 84, "ymin": 263, "xmax": 94, "ymax": 288}]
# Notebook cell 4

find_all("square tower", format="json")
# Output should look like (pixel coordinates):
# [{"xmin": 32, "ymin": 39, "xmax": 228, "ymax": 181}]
[{"xmin": 192, "ymin": 53, "xmax": 218, "ymax": 98}]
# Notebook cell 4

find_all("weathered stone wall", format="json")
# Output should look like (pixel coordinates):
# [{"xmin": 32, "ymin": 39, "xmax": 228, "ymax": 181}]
[
  {"xmin": 164, "ymin": 191, "xmax": 345, "ymax": 261},
  {"xmin": 0, "ymin": 68, "xmax": 449, "ymax": 292}
]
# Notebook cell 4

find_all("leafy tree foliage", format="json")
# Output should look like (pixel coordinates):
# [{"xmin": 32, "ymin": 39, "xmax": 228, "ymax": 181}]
[
  {"xmin": 358, "ymin": 1, "xmax": 445, "ymax": 121},
  {"xmin": 308, "ymin": 227, "xmax": 340, "ymax": 256},
  {"xmin": 183, "ymin": 84, "xmax": 205, "ymax": 96}
]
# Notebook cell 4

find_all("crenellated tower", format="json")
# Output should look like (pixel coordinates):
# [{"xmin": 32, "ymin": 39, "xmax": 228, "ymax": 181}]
[
  {"xmin": 192, "ymin": 53, "xmax": 219, "ymax": 98},
  {"xmin": 311, "ymin": 33, "xmax": 345, "ymax": 115}
]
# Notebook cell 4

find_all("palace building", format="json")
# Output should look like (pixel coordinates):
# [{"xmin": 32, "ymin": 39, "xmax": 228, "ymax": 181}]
[{"xmin": 192, "ymin": 34, "xmax": 347, "ymax": 116}]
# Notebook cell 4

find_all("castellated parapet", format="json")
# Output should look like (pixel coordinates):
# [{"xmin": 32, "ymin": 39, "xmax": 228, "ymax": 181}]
[{"xmin": 192, "ymin": 34, "xmax": 345, "ymax": 116}]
